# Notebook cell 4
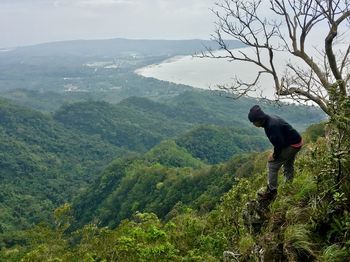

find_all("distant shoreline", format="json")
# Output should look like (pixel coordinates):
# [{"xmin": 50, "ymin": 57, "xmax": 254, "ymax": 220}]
[
  {"xmin": 134, "ymin": 49, "xmax": 275, "ymax": 97},
  {"xmin": 134, "ymin": 55, "xmax": 215, "ymax": 90},
  {"xmin": 134, "ymin": 48, "xmax": 312, "ymax": 103}
]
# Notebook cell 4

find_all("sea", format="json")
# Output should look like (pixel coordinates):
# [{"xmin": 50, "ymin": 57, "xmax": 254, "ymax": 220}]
[
  {"xmin": 135, "ymin": 47, "xmax": 299, "ymax": 100},
  {"xmin": 135, "ymin": 45, "xmax": 326, "ymax": 102}
]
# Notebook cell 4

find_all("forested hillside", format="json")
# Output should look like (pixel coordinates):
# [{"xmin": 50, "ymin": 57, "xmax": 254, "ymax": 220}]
[
  {"xmin": 0, "ymin": 39, "xmax": 327, "ymax": 257},
  {"xmin": 0, "ymin": 90, "xmax": 324, "ymax": 246},
  {"xmin": 176, "ymin": 125, "xmax": 268, "ymax": 164},
  {"xmin": 1, "ymin": 0, "xmax": 349, "ymax": 259},
  {"xmin": 72, "ymin": 139, "xmax": 244, "ymax": 229},
  {"xmin": 3, "ymin": 122, "xmax": 348, "ymax": 261},
  {"xmin": 0, "ymin": 99, "xmax": 127, "ymax": 233}
]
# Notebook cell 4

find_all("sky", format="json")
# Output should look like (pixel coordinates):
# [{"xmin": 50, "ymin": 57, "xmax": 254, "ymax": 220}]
[{"xmin": 0, "ymin": 0, "xmax": 219, "ymax": 48}]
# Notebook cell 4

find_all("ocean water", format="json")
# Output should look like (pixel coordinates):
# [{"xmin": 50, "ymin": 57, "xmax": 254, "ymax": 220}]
[{"xmin": 135, "ymin": 48, "xmax": 298, "ymax": 99}]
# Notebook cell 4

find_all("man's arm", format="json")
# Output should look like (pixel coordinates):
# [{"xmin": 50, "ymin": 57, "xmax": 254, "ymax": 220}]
[{"xmin": 267, "ymin": 127, "xmax": 285, "ymax": 160}]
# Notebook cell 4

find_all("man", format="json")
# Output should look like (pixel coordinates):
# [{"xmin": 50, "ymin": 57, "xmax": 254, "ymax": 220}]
[{"xmin": 248, "ymin": 105, "xmax": 303, "ymax": 201}]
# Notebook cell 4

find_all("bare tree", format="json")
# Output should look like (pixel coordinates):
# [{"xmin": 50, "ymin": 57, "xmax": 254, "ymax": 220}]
[{"xmin": 208, "ymin": 0, "xmax": 350, "ymax": 117}]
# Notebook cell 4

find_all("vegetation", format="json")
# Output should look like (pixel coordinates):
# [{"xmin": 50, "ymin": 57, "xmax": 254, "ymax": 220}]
[
  {"xmin": 208, "ymin": 0, "xmax": 350, "ymax": 258},
  {"xmin": 72, "ymin": 139, "xmax": 251, "ymax": 229},
  {"xmin": 2, "ymin": 120, "xmax": 349, "ymax": 261},
  {"xmin": 0, "ymin": 98, "xmax": 127, "ymax": 234},
  {"xmin": 176, "ymin": 125, "xmax": 269, "ymax": 164},
  {"xmin": 0, "ymin": 91, "xmax": 322, "ymax": 237},
  {"xmin": 2, "ymin": 35, "xmax": 347, "ymax": 261}
]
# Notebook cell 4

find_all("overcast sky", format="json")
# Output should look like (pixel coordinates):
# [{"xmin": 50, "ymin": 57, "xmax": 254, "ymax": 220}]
[{"xmin": 0, "ymin": 0, "xmax": 220, "ymax": 48}]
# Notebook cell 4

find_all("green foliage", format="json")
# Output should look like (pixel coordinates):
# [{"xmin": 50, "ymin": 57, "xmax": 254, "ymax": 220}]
[
  {"xmin": 2, "ymin": 127, "xmax": 350, "ymax": 261},
  {"xmin": 72, "ymin": 156, "xmax": 137, "ymax": 227},
  {"xmin": 85, "ymin": 212, "xmax": 180, "ymax": 262},
  {"xmin": 73, "ymin": 151, "xmax": 232, "ymax": 228},
  {"xmin": 53, "ymin": 91, "xmax": 319, "ymax": 158},
  {"xmin": 176, "ymin": 125, "xmax": 269, "ymax": 164},
  {"xmin": 283, "ymin": 224, "xmax": 316, "ymax": 260},
  {"xmin": 72, "ymin": 139, "xmax": 275, "ymax": 230},
  {"xmin": 0, "ymin": 87, "xmax": 324, "ymax": 235},
  {"xmin": 143, "ymin": 140, "xmax": 203, "ymax": 168},
  {"xmin": 54, "ymin": 203, "xmax": 74, "ymax": 233},
  {"xmin": 53, "ymin": 99, "xmax": 183, "ymax": 152},
  {"xmin": 303, "ymin": 122, "xmax": 326, "ymax": 143},
  {"xmin": 0, "ymin": 36, "xmax": 341, "ymax": 262},
  {"xmin": 321, "ymin": 244, "xmax": 350, "ymax": 262},
  {"xmin": 292, "ymin": 170, "xmax": 318, "ymax": 202},
  {"xmin": 0, "ymin": 99, "xmax": 126, "ymax": 234},
  {"xmin": 238, "ymin": 234, "xmax": 255, "ymax": 256},
  {"xmin": 166, "ymin": 90, "xmax": 324, "ymax": 131},
  {"xmin": 328, "ymin": 211, "xmax": 350, "ymax": 244}
]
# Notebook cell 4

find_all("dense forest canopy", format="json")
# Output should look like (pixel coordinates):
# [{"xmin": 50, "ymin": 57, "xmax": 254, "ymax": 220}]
[
  {"xmin": 0, "ymin": 90, "xmax": 323, "ymax": 235},
  {"xmin": 1, "ymin": 33, "xmax": 348, "ymax": 261}
]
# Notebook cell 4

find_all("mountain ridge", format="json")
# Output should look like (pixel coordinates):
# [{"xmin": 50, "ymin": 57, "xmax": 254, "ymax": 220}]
[{"xmin": 0, "ymin": 38, "xmax": 244, "ymax": 58}]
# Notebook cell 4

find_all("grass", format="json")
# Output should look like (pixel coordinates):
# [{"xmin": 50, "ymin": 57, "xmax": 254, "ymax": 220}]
[
  {"xmin": 320, "ymin": 244, "xmax": 349, "ymax": 262},
  {"xmin": 283, "ymin": 224, "xmax": 316, "ymax": 260}
]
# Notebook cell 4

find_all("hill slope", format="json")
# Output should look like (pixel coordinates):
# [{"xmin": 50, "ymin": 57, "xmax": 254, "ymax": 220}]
[
  {"xmin": 0, "ymin": 92, "xmax": 325, "ymax": 233},
  {"xmin": 0, "ymin": 91, "xmax": 327, "ymax": 251},
  {"xmin": 0, "ymin": 99, "xmax": 127, "ymax": 232},
  {"xmin": 4, "ymin": 123, "xmax": 348, "ymax": 262},
  {"xmin": 176, "ymin": 125, "xmax": 269, "ymax": 164},
  {"xmin": 54, "ymin": 91, "xmax": 325, "ymax": 149}
]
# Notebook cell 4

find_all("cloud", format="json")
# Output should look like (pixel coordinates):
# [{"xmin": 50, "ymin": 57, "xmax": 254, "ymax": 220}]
[
  {"xmin": 0, "ymin": 0, "xmax": 217, "ymax": 48},
  {"xmin": 1, "ymin": 0, "xmax": 213, "ymax": 8},
  {"xmin": 54, "ymin": 0, "xmax": 134, "ymax": 7},
  {"xmin": 77, "ymin": 0, "xmax": 133, "ymax": 5},
  {"xmin": 1, "ymin": 0, "xmax": 51, "ymax": 5},
  {"xmin": 0, "ymin": 0, "xmax": 133, "ymax": 7}
]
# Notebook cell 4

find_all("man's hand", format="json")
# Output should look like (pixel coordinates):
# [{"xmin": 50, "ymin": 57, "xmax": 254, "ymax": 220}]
[{"xmin": 268, "ymin": 153, "xmax": 274, "ymax": 162}]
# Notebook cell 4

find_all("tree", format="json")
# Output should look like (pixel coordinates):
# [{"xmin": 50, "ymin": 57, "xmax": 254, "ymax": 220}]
[
  {"xmin": 208, "ymin": 4, "xmax": 350, "ymax": 254},
  {"xmin": 209, "ymin": 0, "xmax": 349, "ymax": 117}
]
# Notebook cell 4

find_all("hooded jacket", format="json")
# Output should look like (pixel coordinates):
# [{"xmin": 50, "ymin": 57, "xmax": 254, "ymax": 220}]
[{"xmin": 263, "ymin": 115, "xmax": 302, "ymax": 159}]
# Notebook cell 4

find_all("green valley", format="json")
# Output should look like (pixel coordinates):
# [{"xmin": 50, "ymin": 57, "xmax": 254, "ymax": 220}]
[
  {"xmin": 2, "ymin": 38, "xmax": 347, "ymax": 262},
  {"xmin": 0, "ymin": 90, "xmax": 324, "ymax": 239}
]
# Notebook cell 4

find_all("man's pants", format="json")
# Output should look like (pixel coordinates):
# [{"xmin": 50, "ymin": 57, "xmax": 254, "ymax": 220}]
[{"xmin": 268, "ymin": 146, "xmax": 301, "ymax": 190}]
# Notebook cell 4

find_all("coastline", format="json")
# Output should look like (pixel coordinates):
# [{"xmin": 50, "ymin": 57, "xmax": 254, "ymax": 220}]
[{"xmin": 134, "ymin": 49, "xmax": 277, "ymax": 97}]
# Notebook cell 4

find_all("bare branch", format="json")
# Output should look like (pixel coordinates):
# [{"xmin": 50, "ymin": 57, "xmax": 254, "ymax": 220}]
[
  {"xmin": 279, "ymin": 86, "xmax": 331, "ymax": 115},
  {"xmin": 271, "ymin": 1, "xmax": 331, "ymax": 91},
  {"xmin": 211, "ymin": 0, "xmax": 350, "ymax": 116},
  {"xmin": 340, "ymin": 44, "xmax": 350, "ymax": 75},
  {"xmin": 316, "ymin": 0, "xmax": 350, "ymax": 95},
  {"xmin": 217, "ymin": 70, "xmax": 272, "ymax": 100}
]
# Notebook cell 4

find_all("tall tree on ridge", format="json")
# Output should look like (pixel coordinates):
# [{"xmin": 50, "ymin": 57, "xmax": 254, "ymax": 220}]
[{"xmin": 209, "ymin": 0, "xmax": 349, "ymax": 117}]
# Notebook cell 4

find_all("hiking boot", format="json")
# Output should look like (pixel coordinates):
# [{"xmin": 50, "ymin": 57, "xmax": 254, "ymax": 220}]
[{"xmin": 257, "ymin": 186, "xmax": 277, "ymax": 201}]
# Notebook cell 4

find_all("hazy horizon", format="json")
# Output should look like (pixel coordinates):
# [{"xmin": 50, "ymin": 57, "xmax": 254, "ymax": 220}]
[
  {"xmin": 1, "ymin": 0, "xmax": 331, "ymax": 50},
  {"xmin": 0, "ymin": 0, "xmax": 218, "ymax": 49},
  {"xmin": 0, "ymin": 37, "xmax": 219, "ymax": 50}
]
